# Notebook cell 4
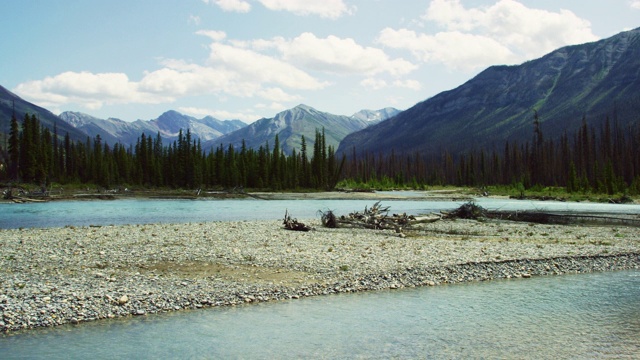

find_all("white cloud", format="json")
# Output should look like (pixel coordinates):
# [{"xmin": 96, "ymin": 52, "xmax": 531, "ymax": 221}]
[
  {"xmin": 254, "ymin": 102, "xmax": 286, "ymax": 110},
  {"xmin": 138, "ymin": 61, "xmax": 235, "ymax": 97},
  {"xmin": 631, "ymin": 0, "xmax": 640, "ymax": 9},
  {"xmin": 203, "ymin": 0, "xmax": 354, "ymax": 18},
  {"xmin": 385, "ymin": 95, "xmax": 404, "ymax": 107},
  {"xmin": 360, "ymin": 77, "xmax": 421, "ymax": 92},
  {"xmin": 13, "ymin": 31, "xmax": 329, "ymax": 112},
  {"xmin": 257, "ymin": 0, "xmax": 354, "ymax": 19},
  {"xmin": 257, "ymin": 87, "xmax": 302, "ymax": 102},
  {"xmin": 379, "ymin": 0, "xmax": 598, "ymax": 72},
  {"xmin": 423, "ymin": 0, "xmax": 481, "ymax": 32},
  {"xmin": 205, "ymin": 41, "xmax": 328, "ymax": 90},
  {"xmin": 424, "ymin": 0, "xmax": 598, "ymax": 59},
  {"xmin": 378, "ymin": 28, "xmax": 515, "ymax": 71},
  {"xmin": 360, "ymin": 78, "xmax": 387, "ymax": 90},
  {"xmin": 195, "ymin": 30, "xmax": 227, "ymax": 42},
  {"xmin": 235, "ymin": 33, "xmax": 417, "ymax": 77},
  {"xmin": 188, "ymin": 15, "xmax": 201, "ymax": 25},
  {"xmin": 204, "ymin": 0, "xmax": 251, "ymax": 13},
  {"xmin": 277, "ymin": 32, "xmax": 417, "ymax": 76},
  {"xmin": 393, "ymin": 79, "xmax": 422, "ymax": 91},
  {"xmin": 13, "ymin": 71, "xmax": 171, "ymax": 111},
  {"xmin": 266, "ymin": 102, "xmax": 288, "ymax": 112}
]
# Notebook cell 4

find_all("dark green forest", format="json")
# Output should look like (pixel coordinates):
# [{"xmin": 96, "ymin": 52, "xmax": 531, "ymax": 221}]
[
  {"xmin": 342, "ymin": 112, "xmax": 640, "ymax": 195},
  {"xmin": 1, "ymin": 111, "xmax": 639, "ymax": 195},
  {"xmin": 0, "ymin": 112, "xmax": 343, "ymax": 191}
]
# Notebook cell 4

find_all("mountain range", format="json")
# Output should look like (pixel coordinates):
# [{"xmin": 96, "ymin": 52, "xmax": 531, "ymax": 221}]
[
  {"xmin": 0, "ymin": 86, "xmax": 398, "ymax": 154},
  {"xmin": 204, "ymin": 105, "xmax": 399, "ymax": 154},
  {"xmin": 338, "ymin": 27, "xmax": 640, "ymax": 157},
  {"xmin": 56, "ymin": 105, "xmax": 397, "ymax": 153},
  {"xmin": 58, "ymin": 110, "xmax": 247, "ymax": 147}
]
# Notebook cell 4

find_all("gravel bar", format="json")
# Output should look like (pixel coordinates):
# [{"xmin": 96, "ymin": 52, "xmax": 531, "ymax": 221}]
[{"xmin": 1, "ymin": 218, "xmax": 639, "ymax": 332}]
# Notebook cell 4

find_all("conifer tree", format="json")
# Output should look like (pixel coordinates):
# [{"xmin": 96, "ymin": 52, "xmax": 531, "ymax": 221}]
[
  {"xmin": 8, "ymin": 111, "xmax": 20, "ymax": 180},
  {"xmin": 300, "ymin": 135, "xmax": 309, "ymax": 187},
  {"xmin": 270, "ymin": 134, "xmax": 281, "ymax": 189},
  {"xmin": 19, "ymin": 114, "xmax": 37, "ymax": 182}
]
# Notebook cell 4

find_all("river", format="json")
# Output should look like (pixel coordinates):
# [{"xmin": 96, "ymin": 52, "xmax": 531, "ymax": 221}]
[
  {"xmin": 1, "ymin": 270, "xmax": 638, "ymax": 359},
  {"xmin": 1, "ymin": 196, "xmax": 639, "ymax": 358},
  {"xmin": 1, "ymin": 196, "xmax": 639, "ymax": 229}
]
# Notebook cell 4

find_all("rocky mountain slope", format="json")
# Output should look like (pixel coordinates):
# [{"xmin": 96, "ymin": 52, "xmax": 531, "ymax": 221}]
[
  {"xmin": 0, "ymin": 85, "xmax": 87, "ymax": 142},
  {"xmin": 338, "ymin": 27, "xmax": 640, "ymax": 157}
]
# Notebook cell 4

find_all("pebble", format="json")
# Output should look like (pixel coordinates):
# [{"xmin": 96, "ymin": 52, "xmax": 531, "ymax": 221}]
[{"xmin": 1, "ymin": 218, "xmax": 638, "ymax": 333}]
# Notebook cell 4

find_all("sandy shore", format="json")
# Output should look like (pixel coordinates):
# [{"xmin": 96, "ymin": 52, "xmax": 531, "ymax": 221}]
[{"xmin": 1, "ymin": 216, "xmax": 639, "ymax": 332}]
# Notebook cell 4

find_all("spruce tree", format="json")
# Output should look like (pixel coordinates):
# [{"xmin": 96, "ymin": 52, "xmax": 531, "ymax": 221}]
[
  {"xmin": 271, "ymin": 134, "xmax": 281, "ymax": 189},
  {"xmin": 300, "ymin": 135, "xmax": 309, "ymax": 187},
  {"xmin": 8, "ymin": 111, "xmax": 20, "ymax": 180},
  {"xmin": 19, "ymin": 114, "xmax": 37, "ymax": 183}
]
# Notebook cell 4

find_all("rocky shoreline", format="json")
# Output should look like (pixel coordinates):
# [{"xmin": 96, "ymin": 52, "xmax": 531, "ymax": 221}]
[{"xmin": 1, "ymin": 218, "xmax": 639, "ymax": 333}]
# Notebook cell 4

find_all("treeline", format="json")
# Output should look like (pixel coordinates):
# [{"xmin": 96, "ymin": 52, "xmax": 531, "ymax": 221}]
[
  {"xmin": 2, "ymin": 111, "xmax": 639, "ymax": 195},
  {"xmin": 342, "ymin": 113, "xmax": 640, "ymax": 195},
  {"xmin": 0, "ymin": 112, "xmax": 343, "ymax": 190}
]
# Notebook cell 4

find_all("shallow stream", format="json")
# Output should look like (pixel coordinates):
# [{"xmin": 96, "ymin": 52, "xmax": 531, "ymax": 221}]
[{"xmin": 1, "ymin": 270, "xmax": 638, "ymax": 359}]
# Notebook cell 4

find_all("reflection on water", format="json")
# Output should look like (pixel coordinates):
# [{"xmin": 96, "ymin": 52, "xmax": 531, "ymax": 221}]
[{"xmin": 2, "ymin": 271, "xmax": 638, "ymax": 359}]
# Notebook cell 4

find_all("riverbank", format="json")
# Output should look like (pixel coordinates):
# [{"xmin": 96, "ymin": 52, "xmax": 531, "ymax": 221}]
[
  {"xmin": 1, "ymin": 188, "xmax": 477, "ymax": 203},
  {"xmin": 3, "ymin": 186, "xmax": 638, "ymax": 204},
  {"xmin": 1, "ymin": 218, "xmax": 639, "ymax": 333}
]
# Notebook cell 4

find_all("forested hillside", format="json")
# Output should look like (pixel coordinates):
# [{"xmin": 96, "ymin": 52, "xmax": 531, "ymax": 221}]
[{"xmin": 341, "ymin": 112, "xmax": 640, "ymax": 195}]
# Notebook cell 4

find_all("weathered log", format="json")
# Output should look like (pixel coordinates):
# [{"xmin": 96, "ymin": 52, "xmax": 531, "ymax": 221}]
[
  {"xmin": 283, "ymin": 210, "xmax": 312, "ymax": 231},
  {"xmin": 411, "ymin": 215, "xmax": 443, "ymax": 224}
]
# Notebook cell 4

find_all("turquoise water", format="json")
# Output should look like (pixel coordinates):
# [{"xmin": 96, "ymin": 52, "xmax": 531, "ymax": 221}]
[
  {"xmin": 1, "ymin": 270, "xmax": 638, "ymax": 359},
  {"xmin": 0, "ymin": 198, "xmax": 452, "ymax": 229},
  {"xmin": 2, "ymin": 197, "xmax": 639, "ymax": 358},
  {"xmin": 1, "ymin": 197, "xmax": 639, "ymax": 229}
]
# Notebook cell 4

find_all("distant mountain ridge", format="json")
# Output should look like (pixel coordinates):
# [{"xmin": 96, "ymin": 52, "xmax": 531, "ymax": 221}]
[
  {"xmin": 338, "ymin": 27, "xmax": 640, "ymax": 157},
  {"xmin": 205, "ymin": 104, "xmax": 398, "ymax": 154},
  {"xmin": 350, "ymin": 107, "xmax": 400, "ymax": 122},
  {"xmin": 59, "ymin": 110, "xmax": 247, "ymax": 147}
]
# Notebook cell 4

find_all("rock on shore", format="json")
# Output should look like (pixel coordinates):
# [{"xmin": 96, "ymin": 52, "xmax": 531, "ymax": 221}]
[{"xmin": 1, "ymin": 218, "xmax": 639, "ymax": 332}]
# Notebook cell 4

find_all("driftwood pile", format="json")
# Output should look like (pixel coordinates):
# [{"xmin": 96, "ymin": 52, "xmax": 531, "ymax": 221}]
[
  {"xmin": 443, "ymin": 201, "xmax": 486, "ymax": 219},
  {"xmin": 285, "ymin": 200, "xmax": 640, "ymax": 233},
  {"xmin": 319, "ymin": 201, "xmax": 440, "ymax": 233}
]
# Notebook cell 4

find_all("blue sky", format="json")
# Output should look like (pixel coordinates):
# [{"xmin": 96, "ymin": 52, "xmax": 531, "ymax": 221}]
[{"xmin": 2, "ymin": 0, "xmax": 639, "ymax": 123}]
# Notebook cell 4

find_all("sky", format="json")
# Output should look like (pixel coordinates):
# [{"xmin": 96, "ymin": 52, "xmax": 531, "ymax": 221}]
[{"xmin": 2, "ymin": 0, "xmax": 639, "ymax": 123}]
